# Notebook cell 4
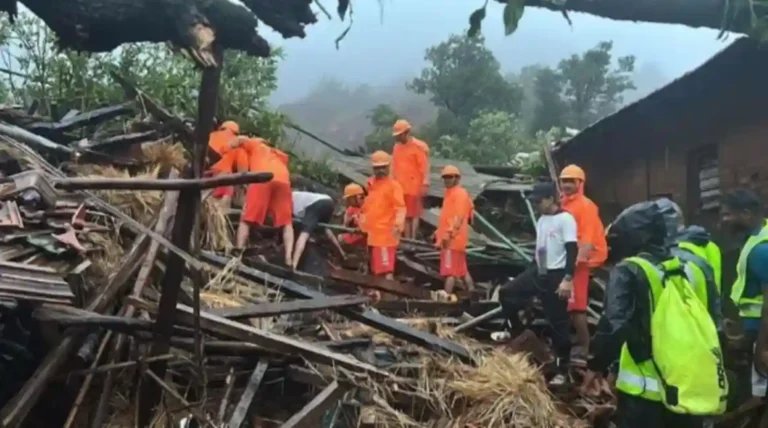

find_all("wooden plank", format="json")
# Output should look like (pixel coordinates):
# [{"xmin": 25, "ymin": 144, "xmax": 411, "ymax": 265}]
[
  {"xmin": 209, "ymin": 295, "xmax": 369, "ymax": 319},
  {"xmin": 0, "ymin": 233, "xmax": 152, "ymax": 428},
  {"xmin": 227, "ymin": 360, "xmax": 269, "ymax": 428},
  {"xmin": 91, "ymin": 177, "xmax": 179, "ymax": 428},
  {"xmin": 279, "ymin": 381, "xmax": 347, "ymax": 428},
  {"xmin": 129, "ymin": 297, "xmax": 389, "ymax": 377},
  {"xmin": 53, "ymin": 172, "xmax": 272, "ymax": 191},
  {"xmin": 374, "ymin": 299, "xmax": 499, "ymax": 316},
  {"xmin": 200, "ymin": 252, "xmax": 474, "ymax": 364},
  {"xmin": 329, "ymin": 268, "xmax": 430, "ymax": 299}
]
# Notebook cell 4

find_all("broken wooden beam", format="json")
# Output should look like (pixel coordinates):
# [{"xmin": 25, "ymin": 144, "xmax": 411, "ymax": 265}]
[
  {"xmin": 227, "ymin": 360, "xmax": 269, "ymax": 428},
  {"xmin": 52, "ymin": 172, "xmax": 273, "ymax": 191},
  {"xmin": 28, "ymin": 102, "xmax": 134, "ymax": 135},
  {"xmin": 280, "ymin": 381, "xmax": 347, "ymax": 428},
  {"xmin": 0, "ymin": 230, "xmax": 153, "ymax": 427},
  {"xmin": 91, "ymin": 177, "xmax": 179, "ymax": 428},
  {"xmin": 0, "ymin": 121, "xmax": 74, "ymax": 154},
  {"xmin": 200, "ymin": 252, "xmax": 474, "ymax": 364},
  {"xmin": 129, "ymin": 297, "xmax": 390, "ymax": 377},
  {"xmin": 329, "ymin": 268, "xmax": 430, "ymax": 299},
  {"xmin": 454, "ymin": 306, "xmax": 504, "ymax": 333},
  {"xmin": 209, "ymin": 295, "xmax": 370, "ymax": 320},
  {"xmin": 374, "ymin": 299, "xmax": 499, "ymax": 317}
]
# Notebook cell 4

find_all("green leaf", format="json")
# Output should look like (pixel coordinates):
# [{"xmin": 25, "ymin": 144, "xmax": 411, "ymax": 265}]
[
  {"xmin": 468, "ymin": 2, "xmax": 488, "ymax": 38},
  {"xmin": 503, "ymin": 0, "xmax": 525, "ymax": 35}
]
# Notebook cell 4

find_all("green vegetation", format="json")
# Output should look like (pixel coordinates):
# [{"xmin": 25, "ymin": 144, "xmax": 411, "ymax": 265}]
[{"xmin": 362, "ymin": 35, "xmax": 636, "ymax": 173}]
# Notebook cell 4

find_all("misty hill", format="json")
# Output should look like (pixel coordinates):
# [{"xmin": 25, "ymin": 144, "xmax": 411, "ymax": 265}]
[{"xmin": 278, "ymin": 77, "xmax": 436, "ymax": 155}]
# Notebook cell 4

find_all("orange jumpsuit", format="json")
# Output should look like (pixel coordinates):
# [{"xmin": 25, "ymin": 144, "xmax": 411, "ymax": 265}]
[
  {"xmin": 339, "ymin": 206, "xmax": 364, "ymax": 245},
  {"xmin": 392, "ymin": 137, "xmax": 429, "ymax": 218},
  {"xmin": 208, "ymin": 129, "xmax": 248, "ymax": 198},
  {"xmin": 226, "ymin": 138, "xmax": 292, "ymax": 227},
  {"xmin": 359, "ymin": 177, "xmax": 405, "ymax": 275},
  {"xmin": 561, "ymin": 182, "xmax": 607, "ymax": 312},
  {"xmin": 436, "ymin": 185, "xmax": 474, "ymax": 277}
]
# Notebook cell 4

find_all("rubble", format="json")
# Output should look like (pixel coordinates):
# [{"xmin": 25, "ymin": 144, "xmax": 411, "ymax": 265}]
[{"xmin": 0, "ymin": 76, "xmax": 751, "ymax": 428}]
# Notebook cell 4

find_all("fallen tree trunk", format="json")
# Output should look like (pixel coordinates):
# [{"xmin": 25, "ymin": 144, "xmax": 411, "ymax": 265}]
[
  {"xmin": 11, "ymin": 0, "xmax": 270, "ymax": 64},
  {"xmin": 515, "ymin": 0, "xmax": 754, "ymax": 34}
]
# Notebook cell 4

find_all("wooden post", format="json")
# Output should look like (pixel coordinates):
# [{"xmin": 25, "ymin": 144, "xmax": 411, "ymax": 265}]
[{"xmin": 136, "ymin": 45, "xmax": 223, "ymax": 427}]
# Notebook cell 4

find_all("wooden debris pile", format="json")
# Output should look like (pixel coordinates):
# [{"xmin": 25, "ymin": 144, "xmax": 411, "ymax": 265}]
[{"xmin": 0, "ymin": 89, "xmax": 612, "ymax": 427}]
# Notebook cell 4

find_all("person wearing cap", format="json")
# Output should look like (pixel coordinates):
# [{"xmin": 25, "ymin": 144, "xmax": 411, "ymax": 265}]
[
  {"xmin": 207, "ymin": 120, "xmax": 248, "ymax": 208},
  {"xmin": 359, "ymin": 151, "xmax": 406, "ymax": 279},
  {"xmin": 559, "ymin": 164, "xmax": 608, "ymax": 366},
  {"xmin": 227, "ymin": 136, "xmax": 294, "ymax": 265},
  {"xmin": 290, "ymin": 190, "xmax": 345, "ymax": 270},
  {"xmin": 497, "ymin": 182, "xmax": 577, "ymax": 386},
  {"xmin": 339, "ymin": 183, "xmax": 366, "ymax": 247},
  {"xmin": 391, "ymin": 119, "xmax": 430, "ymax": 239},
  {"xmin": 435, "ymin": 165, "xmax": 475, "ymax": 295}
]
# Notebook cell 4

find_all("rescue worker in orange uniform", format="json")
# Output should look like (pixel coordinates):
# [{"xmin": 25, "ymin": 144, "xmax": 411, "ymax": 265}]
[
  {"xmin": 359, "ymin": 151, "xmax": 406, "ymax": 280},
  {"xmin": 339, "ymin": 183, "xmax": 365, "ymax": 247},
  {"xmin": 559, "ymin": 164, "xmax": 608, "ymax": 366},
  {"xmin": 227, "ymin": 136, "xmax": 294, "ymax": 265},
  {"xmin": 435, "ymin": 165, "xmax": 476, "ymax": 295},
  {"xmin": 391, "ymin": 119, "xmax": 430, "ymax": 239},
  {"xmin": 207, "ymin": 121, "xmax": 248, "ymax": 208}
]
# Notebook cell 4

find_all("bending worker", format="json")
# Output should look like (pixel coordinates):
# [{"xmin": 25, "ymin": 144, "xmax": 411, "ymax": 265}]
[
  {"xmin": 290, "ymin": 190, "xmax": 346, "ymax": 270},
  {"xmin": 559, "ymin": 164, "xmax": 607, "ymax": 365},
  {"xmin": 391, "ymin": 119, "xmax": 430, "ymax": 239},
  {"xmin": 359, "ymin": 151, "xmax": 406, "ymax": 280},
  {"xmin": 207, "ymin": 120, "xmax": 248, "ymax": 208},
  {"xmin": 435, "ymin": 165, "xmax": 475, "ymax": 295},
  {"xmin": 227, "ymin": 136, "xmax": 294, "ymax": 266}
]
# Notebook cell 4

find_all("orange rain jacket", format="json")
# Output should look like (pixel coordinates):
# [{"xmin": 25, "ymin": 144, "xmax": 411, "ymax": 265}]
[
  {"xmin": 561, "ymin": 181, "xmax": 608, "ymax": 268},
  {"xmin": 435, "ymin": 185, "xmax": 474, "ymax": 250},
  {"xmin": 220, "ymin": 137, "xmax": 290, "ymax": 183},
  {"xmin": 208, "ymin": 129, "xmax": 248, "ymax": 174},
  {"xmin": 359, "ymin": 177, "xmax": 406, "ymax": 248},
  {"xmin": 392, "ymin": 137, "xmax": 430, "ymax": 196}
]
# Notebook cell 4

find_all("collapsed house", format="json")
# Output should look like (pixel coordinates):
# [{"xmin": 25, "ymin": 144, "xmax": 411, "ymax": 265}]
[{"xmin": 0, "ymin": 75, "xmax": 624, "ymax": 428}]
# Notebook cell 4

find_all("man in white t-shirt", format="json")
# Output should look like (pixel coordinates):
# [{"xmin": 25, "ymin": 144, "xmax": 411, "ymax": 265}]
[
  {"xmin": 290, "ymin": 191, "xmax": 345, "ymax": 270},
  {"xmin": 498, "ymin": 182, "xmax": 578, "ymax": 385}
]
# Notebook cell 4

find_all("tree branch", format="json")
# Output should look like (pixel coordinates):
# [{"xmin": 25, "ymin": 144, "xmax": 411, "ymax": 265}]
[{"xmin": 515, "ymin": 0, "xmax": 751, "ymax": 34}]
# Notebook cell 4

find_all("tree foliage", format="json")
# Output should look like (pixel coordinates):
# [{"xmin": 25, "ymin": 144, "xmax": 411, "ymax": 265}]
[
  {"xmin": 364, "ymin": 103, "xmax": 399, "ymax": 153},
  {"xmin": 529, "ymin": 41, "xmax": 635, "ymax": 132},
  {"xmin": 408, "ymin": 34, "xmax": 522, "ymax": 131},
  {"xmin": 558, "ymin": 41, "xmax": 635, "ymax": 129},
  {"xmin": 0, "ymin": 12, "xmax": 284, "ymax": 141},
  {"xmin": 432, "ymin": 110, "xmax": 535, "ymax": 165}
]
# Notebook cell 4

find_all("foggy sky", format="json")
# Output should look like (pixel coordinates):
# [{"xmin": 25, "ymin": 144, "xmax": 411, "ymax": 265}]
[{"xmin": 264, "ymin": 0, "xmax": 733, "ymax": 105}]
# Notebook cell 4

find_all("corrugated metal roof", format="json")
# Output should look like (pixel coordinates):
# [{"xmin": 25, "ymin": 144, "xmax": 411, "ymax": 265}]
[{"xmin": 328, "ymin": 155, "xmax": 533, "ymax": 200}]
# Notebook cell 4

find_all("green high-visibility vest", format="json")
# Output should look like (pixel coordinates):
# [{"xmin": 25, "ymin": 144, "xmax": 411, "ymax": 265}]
[
  {"xmin": 679, "ymin": 240, "xmax": 722, "ymax": 293},
  {"xmin": 729, "ymin": 220, "xmax": 768, "ymax": 319},
  {"xmin": 616, "ymin": 256, "xmax": 664, "ymax": 402},
  {"xmin": 673, "ymin": 247, "xmax": 721, "ymax": 326}
]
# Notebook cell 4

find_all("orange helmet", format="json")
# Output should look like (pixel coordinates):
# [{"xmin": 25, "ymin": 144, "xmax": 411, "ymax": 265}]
[
  {"xmin": 560, "ymin": 164, "xmax": 585, "ymax": 182},
  {"xmin": 441, "ymin": 165, "xmax": 461, "ymax": 177},
  {"xmin": 371, "ymin": 150, "xmax": 391, "ymax": 167},
  {"xmin": 344, "ymin": 183, "xmax": 364, "ymax": 198},
  {"xmin": 392, "ymin": 119, "xmax": 412, "ymax": 136},
  {"xmin": 220, "ymin": 120, "xmax": 239, "ymax": 134}
]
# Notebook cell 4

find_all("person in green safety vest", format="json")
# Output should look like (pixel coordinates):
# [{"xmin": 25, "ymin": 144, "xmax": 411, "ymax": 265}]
[
  {"xmin": 653, "ymin": 198, "xmax": 722, "ymax": 328},
  {"xmin": 720, "ymin": 189, "xmax": 768, "ymax": 400},
  {"xmin": 581, "ymin": 201, "xmax": 707, "ymax": 427}
]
